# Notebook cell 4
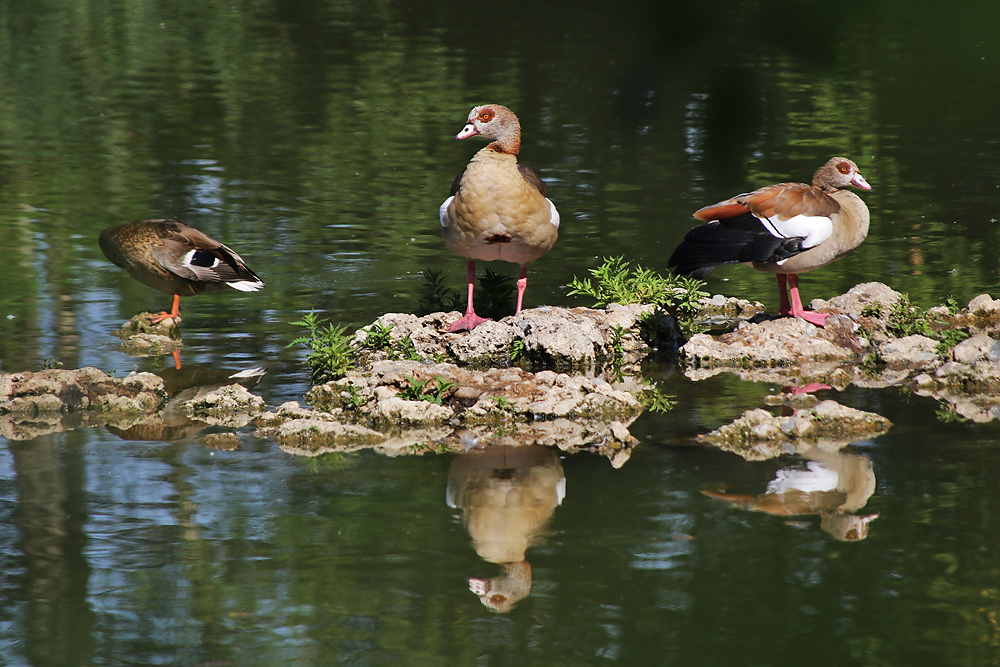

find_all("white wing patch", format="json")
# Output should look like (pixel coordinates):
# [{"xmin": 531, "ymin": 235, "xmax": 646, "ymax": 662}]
[
  {"xmin": 439, "ymin": 196, "xmax": 454, "ymax": 227},
  {"xmin": 227, "ymin": 279, "xmax": 264, "ymax": 292},
  {"xmin": 766, "ymin": 460, "xmax": 840, "ymax": 494},
  {"xmin": 758, "ymin": 213, "xmax": 833, "ymax": 249},
  {"xmin": 548, "ymin": 199, "xmax": 560, "ymax": 228}
]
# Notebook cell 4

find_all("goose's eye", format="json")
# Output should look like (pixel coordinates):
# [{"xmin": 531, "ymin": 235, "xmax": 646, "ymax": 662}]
[
  {"xmin": 837, "ymin": 162, "xmax": 851, "ymax": 174},
  {"xmin": 479, "ymin": 110, "xmax": 495, "ymax": 122}
]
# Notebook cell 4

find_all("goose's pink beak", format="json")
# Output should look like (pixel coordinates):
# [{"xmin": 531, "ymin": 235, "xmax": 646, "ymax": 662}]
[{"xmin": 454, "ymin": 122, "xmax": 479, "ymax": 141}]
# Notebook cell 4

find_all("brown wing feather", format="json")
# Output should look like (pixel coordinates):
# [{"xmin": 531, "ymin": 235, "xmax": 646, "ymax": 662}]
[
  {"xmin": 742, "ymin": 183, "xmax": 840, "ymax": 221},
  {"xmin": 693, "ymin": 201, "xmax": 751, "ymax": 221},
  {"xmin": 518, "ymin": 164, "xmax": 548, "ymax": 197},
  {"xmin": 153, "ymin": 223, "xmax": 261, "ymax": 285},
  {"xmin": 450, "ymin": 169, "xmax": 464, "ymax": 197}
]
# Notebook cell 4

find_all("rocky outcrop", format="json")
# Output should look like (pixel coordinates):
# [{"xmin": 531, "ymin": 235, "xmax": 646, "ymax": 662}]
[
  {"xmin": 680, "ymin": 284, "xmax": 1000, "ymax": 420},
  {"xmin": 255, "ymin": 360, "xmax": 642, "ymax": 465},
  {"xmin": 353, "ymin": 303, "xmax": 683, "ymax": 371},
  {"xmin": 0, "ymin": 367, "xmax": 167, "ymax": 440},
  {"xmin": 112, "ymin": 312, "xmax": 183, "ymax": 358}
]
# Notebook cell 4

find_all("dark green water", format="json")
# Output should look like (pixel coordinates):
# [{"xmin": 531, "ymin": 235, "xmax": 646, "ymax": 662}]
[{"xmin": 2, "ymin": 1, "xmax": 1000, "ymax": 664}]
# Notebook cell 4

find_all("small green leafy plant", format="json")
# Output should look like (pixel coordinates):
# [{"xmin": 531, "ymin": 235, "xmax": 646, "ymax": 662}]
[
  {"xmin": 362, "ymin": 320, "xmax": 394, "ymax": 351},
  {"xmin": 359, "ymin": 322, "xmax": 422, "ymax": 361},
  {"xmin": 398, "ymin": 375, "xmax": 458, "ymax": 405},
  {"xmin": 491, "ymin": 395, "xmax": 516, "ymax": 412},
  {"xmin": 884, "ymin": 295, "xmax": 970, "ymax": 353},
  {"xmin": 288, "ymin": 311, "xmax": 355, "ymax": 384},
  {"xmin": 416, "ymin": 266, "xmax": 516, "ymax": 320},
  {"xmin": 416, "ymin": 269, "xmax": 462, "ymax": 316},
  {"xmin": 567, "ymin": 256, "xmax": 708, "ymax": 336}
]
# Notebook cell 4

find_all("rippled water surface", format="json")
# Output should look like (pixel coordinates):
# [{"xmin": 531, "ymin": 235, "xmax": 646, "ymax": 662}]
[{"xmin": 3, "ymin": 1, "xmax": 1000, "ymax": 665}]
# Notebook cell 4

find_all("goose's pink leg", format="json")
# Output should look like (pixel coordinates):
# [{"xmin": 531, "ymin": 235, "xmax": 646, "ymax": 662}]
[
  {"xmin": 450, "ymin": 260, "xmax": 491, "ymax": 332},
  {"xmin": 777, "ymin": 274, "xmax": 791, "ymax": 316},
  {"xmin": 515, "ymin": 265, "xmax": 528, "ymax": 315},
  {"xmin": 787, "ymin": 273, "xmax": 829, "ymax": 327}
]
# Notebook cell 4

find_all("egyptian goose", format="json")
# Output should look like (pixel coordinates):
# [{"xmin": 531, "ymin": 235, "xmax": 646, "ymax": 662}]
[
  {"xmin": 440, "ymin": 104, "xmax": 560, "ymax": 332},
  {"xmin": 668, "ymin": 157, "xmax": 871, "ymax": 327},
  {"xmin": 99, "ymin": 219, "xmax": 264, "ymax": 323}
]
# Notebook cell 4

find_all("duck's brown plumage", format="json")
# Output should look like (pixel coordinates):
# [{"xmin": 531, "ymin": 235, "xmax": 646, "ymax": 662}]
[
  {"xmin": 668, "ymin": 157, "xmax": 871, "ymax": 326},
  {"xmin": 99, "ymin": 219, "xmax": 264, "ymax": 321},
  {"xmin": 440, "ymin": 104, "xmax": 560, "ymax": 332}
]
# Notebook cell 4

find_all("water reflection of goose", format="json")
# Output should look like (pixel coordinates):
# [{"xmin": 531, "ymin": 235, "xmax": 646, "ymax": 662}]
[
  {"xmin": 702, "ymin": 444, "xmax": 879, "ymax": 541},
  {"xmin": 446, "ymin": 445, "xmax": 564, "ymax": 612}
]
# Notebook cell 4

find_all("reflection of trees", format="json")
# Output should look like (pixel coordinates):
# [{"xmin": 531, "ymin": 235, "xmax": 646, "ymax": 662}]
[{"xmin": 9, "ymin": 434, "xmax": 96, "ymax": 665}]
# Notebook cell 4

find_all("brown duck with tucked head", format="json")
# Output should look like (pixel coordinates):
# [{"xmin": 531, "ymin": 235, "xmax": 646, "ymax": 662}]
[
  {"xmin": 668, "ymin": 157, "xmax": 871, "ymax": 327},
  {"xmin": 99, "ymin": 219, "xmax": 264, "ymax": 323},
  {"xmin": 440, "ymin": 104, "xmax": 560, "ymax": 332}
]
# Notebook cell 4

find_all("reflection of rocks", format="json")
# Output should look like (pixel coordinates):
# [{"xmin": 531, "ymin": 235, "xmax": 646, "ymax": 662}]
[
  {"xmin": 702, "ymin": 443, "xmax": 879, "ymax": 541},
  {"xmin": 447, "ymin": 446, "xmax": 564, "ymax": 612},
  {"xmin": 257, "ymin": 360, "xmax": 640, "ymax": 463},
  {"xmin": 0, "ymin": 368, "xmax": 166, "ymax": 440},
  {"xmin": 697, "ymin": 400, "xmax": 891, "ymax": 460},
  {"xmin": 354, "ymin": 303, "xmax": 682, "ymax": 371}
]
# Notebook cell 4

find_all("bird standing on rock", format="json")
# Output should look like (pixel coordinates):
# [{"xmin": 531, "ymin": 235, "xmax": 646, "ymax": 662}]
[
  {"xmin": 440, "ymin": 104, "xmax": 560, "ymax": 332},
  {"xmin": 668, "ymin": 157, "xmax": 871, "ymax": 327},
  {"xmin": 99, "ymin": 219, "xmax": 264, "ymax": 323}
]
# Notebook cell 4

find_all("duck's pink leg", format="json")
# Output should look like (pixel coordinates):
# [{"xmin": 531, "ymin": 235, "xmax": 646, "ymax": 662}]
[
  {"xmin": 777, "ymin": 274, "xmax": 791, "ymax": 316},
  {"xmin": 787, "ymin": 273, "xmax": 829, "ymax": 327},
  {"xmin": 514, "ymin": 265, "xmax": 528, "ymax": 315},
  {"xmin": 450, "ymin": 260, "xmax": 491, "ymax": 332}
]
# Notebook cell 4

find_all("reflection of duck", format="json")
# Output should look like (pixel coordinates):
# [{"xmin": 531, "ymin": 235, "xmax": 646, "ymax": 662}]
[
  {"xmin": 447, "ymin": 445, "xmax": 565, "ymax": 611},
  {"xmin": 702, "ymin": 444, "xmax": 879, "ymax": 541},
  {"xmin": 105, "ymin": 366, "xmax": 265, "ymax": 442},
  {"xmin": 99, "ymin": 219, "xmax": 264, "ymax": 323}
]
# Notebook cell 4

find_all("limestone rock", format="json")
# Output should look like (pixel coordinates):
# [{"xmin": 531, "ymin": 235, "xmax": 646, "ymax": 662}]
[
  {"xmin": 258, "ymin": 359, "xmax": 642, "ymax": 463},
  {"xmin": 877, "ymin": 335, "xmax": 941, "ymax": 369},
  {"xmin": 0, "ymin": 368, "xmax": 166, "ymax": 440},
  {"xmin": 181, "ymin": 383, "xmax": 266, "ymax": 427},
  {"xmin": 698, "ymin": 400, "xmax": 891, "ymax": 460}
]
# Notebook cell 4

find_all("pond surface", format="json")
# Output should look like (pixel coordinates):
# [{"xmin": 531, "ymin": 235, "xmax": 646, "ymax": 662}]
[{"xmin": 2, "ymin": 1, "xmax": 1000, "ymax": 664}]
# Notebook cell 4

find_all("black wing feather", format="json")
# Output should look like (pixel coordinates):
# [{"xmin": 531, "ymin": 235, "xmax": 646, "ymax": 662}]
[{"xmin": 668, "ymin": 213, "xmax": 805, "ymax": 277}]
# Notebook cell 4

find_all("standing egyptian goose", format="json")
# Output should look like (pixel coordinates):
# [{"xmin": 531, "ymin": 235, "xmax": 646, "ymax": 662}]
[
  {"xmin": 99, "ymin": 219, "xmax": 264, "ymax": 323},
  {"xmin": 668, "ymin": 157, "xmax": 871, "ymax": 327},
  {"xmin": 440, "ymin": 104, "xmax": 560, "ymax": 332}
]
